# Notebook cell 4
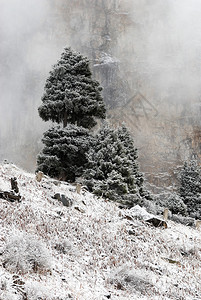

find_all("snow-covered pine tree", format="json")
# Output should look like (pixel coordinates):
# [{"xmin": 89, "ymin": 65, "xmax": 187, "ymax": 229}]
[
  {"xmin": 37, "ymin": 47, "xmax": 106, "ymax": 181},
  {"xmin": 37, "ymin": 125, "xmax": 93, "ymax": 181},
  {"xmin": 38, "ymin": 47, "xmax": 106, "ymax": 129},
  {"xmin": 83, "ymin": 123, "xmax": 149, "ymax": 207},
  {"xmin": 117, "ymin": 124, "xmax": 152, "ymax": 200},
  {"xmin": 179, "ymin": 159, "xmax": 201, "ymax": 218}
]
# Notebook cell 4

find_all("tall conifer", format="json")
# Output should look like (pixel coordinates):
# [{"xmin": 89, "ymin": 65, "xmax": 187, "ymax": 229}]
[{"xmin": 37, "ymin": 47, "xmax": 105, "ymax": 180}]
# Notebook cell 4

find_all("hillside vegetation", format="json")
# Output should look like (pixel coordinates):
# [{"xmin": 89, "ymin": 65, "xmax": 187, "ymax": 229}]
[{"xmin": 0, "ymin": 163, "xmax": 201, "ymax": 300}]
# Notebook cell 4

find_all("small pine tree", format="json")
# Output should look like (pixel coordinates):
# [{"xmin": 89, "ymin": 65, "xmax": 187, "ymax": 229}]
[
  {"xmin": 37, "ymin": 125, "xmax": 93, "ymax": 182},
  {"xmin": 38, "ymin": 47, "xmax": 106, "ymax": 129},
  {"xmin": 83, "ymin": 124, "xmax": 150, "ymax": 207},
  {"xmin": 179, "ymin": 159, "xmax": 201, "ymax": 218}
]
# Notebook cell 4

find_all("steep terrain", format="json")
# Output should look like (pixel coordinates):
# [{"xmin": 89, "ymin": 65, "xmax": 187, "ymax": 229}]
[{"xmin": 0, "ymin": 163, "xmax": 201, "ymax": 299}]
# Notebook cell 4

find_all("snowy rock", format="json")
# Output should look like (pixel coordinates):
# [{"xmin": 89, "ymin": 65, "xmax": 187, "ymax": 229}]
[
  {"xmin": 129, "ymin": 205, "xmax": 154, "ymax": 220},
  {"xmin": 54, "ymin": 193, "xmax": 73, "ymax": 207},
  {"xmin": 35, "ymin": 171, "xmax": 44, "ymax": 182},
  {"xmin": 54, "ymin": 239, "xmax": 72, "ymax": 254}
]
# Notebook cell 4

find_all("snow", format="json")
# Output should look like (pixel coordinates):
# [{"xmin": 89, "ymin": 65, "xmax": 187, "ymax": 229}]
[
  {"xmin": 0, "ymin": 163, "xmax": 201, "ymax": 299},
  {"xmin": 94, "ymin": 53, "xmax": 119, "ymax": 67},
  {"xmin": 129, "ymin": 205, "xmax": 154, "ymax": 220}
]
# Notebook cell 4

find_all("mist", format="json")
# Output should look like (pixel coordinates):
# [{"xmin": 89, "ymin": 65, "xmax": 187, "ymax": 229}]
[
  {"xmin": 0, "ymin": 0, "xmax": 200, "ymax": 174},
  {"xmin": 0, "ymin": 0, "xmax": 66, "ymax": 169},
  {"xmin": 115, "ymin": 0, "xmax": 201, "ymax": 103}
]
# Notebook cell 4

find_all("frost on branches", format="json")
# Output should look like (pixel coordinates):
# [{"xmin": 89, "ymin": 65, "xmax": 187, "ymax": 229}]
[
  {"xmin": 179, "ymin": 159, "xmax": 201, "ymax": 218},
  {"xmin": 38, "ymin": 47, "xmax": 106, "ymax": 129},
  {"xmin": 83, "ymin": 124, "xmax": 151, "ymax": 207},
  {"xmin": 37, "ymin": 47, "xmax": 106, "ymax": 181},
  {"xmin": 37, "ymin": 125, "xmax": 93, "ymax": 182}
]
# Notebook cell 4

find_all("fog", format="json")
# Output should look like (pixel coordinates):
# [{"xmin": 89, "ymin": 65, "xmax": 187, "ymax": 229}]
[
  {"xmin": 115, "ymin": 0, "xmax": 201, "ymax": 103},
  {"xmin": 0, "ymin": 0, "xmax": 200, "ymax": 172},
  {"xmin": 0, "ymin": 0, "xmax": 66, "ymax": 169}
]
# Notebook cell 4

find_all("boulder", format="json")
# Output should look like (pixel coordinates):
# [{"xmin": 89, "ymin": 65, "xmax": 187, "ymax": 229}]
[
  {"xmin": 146, "ymin": 217, "xmax": 167, "ymax": 228},
  {"xmin": 129, "ymin": 205, "xmax": 153, "ymax": 220},
  {"xmin": 54, "ymin": 193, "xmax": 73, "ymax": 207}
]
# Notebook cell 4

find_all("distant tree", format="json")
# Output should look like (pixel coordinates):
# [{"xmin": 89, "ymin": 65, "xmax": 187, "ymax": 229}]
[
  {"xmin": 37, "ymin": 125, "xmax": 93, "ymax": 182},
  {"xmin": 178, "ymin": 159, "xmax": 201, "ymax": 218},
  {"xmin": 83, "ymin": 123, "xmax": 151, "ymax": 207},
  {"xmin": 37, "ymin": 47, "xmax": 106, "ymax": 180},
  {"xmin": 38, "ymin": 47, "xmax": 106, "ymax": 129}
]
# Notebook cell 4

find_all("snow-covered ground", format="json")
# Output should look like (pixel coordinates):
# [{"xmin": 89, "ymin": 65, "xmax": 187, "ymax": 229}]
[{"xmin": 0, "ymin": 163, "xmax": 200, "ymax": 300}]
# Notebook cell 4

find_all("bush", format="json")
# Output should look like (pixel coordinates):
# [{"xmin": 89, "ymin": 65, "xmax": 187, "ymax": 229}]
[
  {"xmin": 170, "ymin": 214, "xmax": 195, "ymax": 227},
  {"xmin": 2, "ymin": 231, "xmax": 52, "ymax": 274},
  {"xmin": 109, "ymin": 264, "xmax": 154, "ymax": 294},
  {"xmin": 155, "ymin": 192, "xmax": 187, "ymax": 216}
]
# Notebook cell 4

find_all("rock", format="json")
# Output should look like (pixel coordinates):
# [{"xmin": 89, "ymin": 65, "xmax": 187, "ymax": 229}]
[
  {"xmin": 146, "ymin": 217, "xmax": 167, "ymax": 228},
  {"xmin": 0, "ymin": 190, "xmax": 21, "ymax": 202},
  {"xmin": 54, "ymin": 193, "xmax": 73, "ymax": 207},
  {"xmin": 163, "ymin": 208, "xmax": 169, "ymax": 221},
  {"xmin": 129, "ymin": 205, "xmax": 153, "ymax": 220},
  {"xmin": 76, "ymin": 183, "xmax": 82, "ymax": 194},
  {"xmin": 74, "ymin": 206, "xmax": 85, "ymax": 213},
  {"xmin": 0, "ymin": 177, "xmax": 21, "ymax": 202},
  {"xmin": 195, "ymin": 219, "xmax": 201, "ymax": 230},
  {"xmin": 35, "ymin": 171, "xmax": 44, "ymax": 182},
  {"xmin": 11, "ymin": 177, "xmax": 19, "ymax": 194}
]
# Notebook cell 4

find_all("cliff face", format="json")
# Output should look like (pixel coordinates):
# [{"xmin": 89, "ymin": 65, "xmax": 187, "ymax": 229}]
[
  {"xmin": 52, "ymin": 0, "xmax": 201, "ymax": 189},
  {"xmin": 0, "ymin": 0, "xmax": 200, "ymax": 189}
]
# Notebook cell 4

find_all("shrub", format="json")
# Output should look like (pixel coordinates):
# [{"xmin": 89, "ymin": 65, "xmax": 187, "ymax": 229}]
[
  {"xmin": 109, "ymin": 264, "xmax": 154, "ymax": 294},
  {"xmin": 155, "ymin": 192, "xmax": 187, "ymax": 216},
  {"xmin": 2, "ymin": 231, "xmax": 52, "ymax": 274}
]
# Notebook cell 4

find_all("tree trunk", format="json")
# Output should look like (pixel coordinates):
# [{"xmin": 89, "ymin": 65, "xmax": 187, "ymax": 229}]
[{"xmin": 63, "ymin": 111, "xmax": 67, "ymax": 128}]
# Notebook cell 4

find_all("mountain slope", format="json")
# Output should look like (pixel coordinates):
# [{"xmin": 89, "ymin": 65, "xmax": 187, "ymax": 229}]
[{"xmin": 0, "ymin": 163, "xmax": 200, "ymax": 300}]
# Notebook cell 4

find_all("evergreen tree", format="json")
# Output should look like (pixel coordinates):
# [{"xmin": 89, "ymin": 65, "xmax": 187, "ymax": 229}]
[
  {"xmin": 155, "ymin": 192, "xmax": 187, "ymax": 216},
  {"xmin": 117, "ymin": 124, "xmax": 151, "ymax": 200},
  {"xmin": 83, "ymin": 124, "xmax": 150, "ymax": 207},
  {"xmin": 38, "ymin": 47, "xmax": 106, "ymax": 129},
  {"xmin": 37, "ymin": 125, "xmax": 93, "ymax": 182},
  {"xmin": 37, "ymin": 47, "xmax": 106, "ymax": 181},
  {"xmin": 179, "ymin": 159, "xmax": 201, "ymax": 218}
]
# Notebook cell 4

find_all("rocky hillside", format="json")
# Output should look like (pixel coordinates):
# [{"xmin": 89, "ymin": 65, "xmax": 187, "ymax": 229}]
[{"xmin": 0, "ymin": 163, "xmax": 200, "ymax": 299}]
